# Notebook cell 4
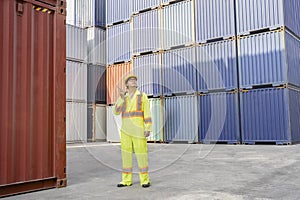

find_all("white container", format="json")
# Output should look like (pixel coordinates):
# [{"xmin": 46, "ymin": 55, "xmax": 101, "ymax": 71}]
[
  {"xmin": 83, "ymin": 0, "xmax": 106, "ymax": 28},
  {"xmin": 106, "ymin": 0, "xmax": 131, "ymax": 26},
  {"xmin": 66, "ymin": 24, "xmax": 87, "ymax": 62},
  {"xmin": 106, "ymin": 106, "xmax": 121, "ymax": 142},
  {"xmin": 87, "ymin": 27, "xmax": 106, "ymax": 65},
  {"xmin": 95, "ymin": 104, "xmax": 107, "ymax": 141},
  {"xmin": 66, "ymin": 102, "xmax": 87, "ymax": 143},
  {"xmin": 66, "ymin": 60, "xmax": 87, "ymax": 102}
]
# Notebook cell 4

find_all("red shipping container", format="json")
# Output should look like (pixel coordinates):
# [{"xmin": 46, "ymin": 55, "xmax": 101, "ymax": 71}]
[{"xmin": 0, "ymin": 0, "xmax": 66, "ymax": 197}]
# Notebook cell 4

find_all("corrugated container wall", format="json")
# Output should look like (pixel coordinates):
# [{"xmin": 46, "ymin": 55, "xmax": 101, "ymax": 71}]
[
  {"xmin": 107, "ymin": 22, "xmax": 131, "ymax": 65},
  {"xmin": 75, "ymin": 0, "xmax": 85, "ymax": 27},
  {"xmin": 0, "ymin": 0, "xmax": 66, "ymax": 196},
  {"xmin": 196, "ymin": 39, "xmax": 237, "ymax": 92},
  {"xmin": 238, "ymin": 30, "xmax": 300, "ymax": 88},
  {"xmin": 66, "ymin": 102, "xmax": 87, "ymax": 142},
  {"xmin": 162, "ymin": 0, "xmax": 194, "ymax": 49},
  {"xmin": 133, "ymin": 53, "xmax": 161, "ymax": 97},
  {"xmin": 240, "ymin": 87, "xmax": 300, "ymax": 144},
  {"xmin": 148, "ymin": 98, "xmax": 164, "ymax": 142},
  {"xmin": 236, "ymin": 0, "xmax": 300, "ymax": 37},
  {"xmin": 132, "ymin": 0, "xmax": 160, "ymax": 14},
  {"xmin": 164, "ymin": 95, "xmax": 198, "ymax": 143},
  {"xmin": 84, "ymin": 0, "xmax": 106, "ymax": 28},
  {"xmin": 66, "ymin": 24, "xmax": 87, "ymax": 62},
  {"xmin": 106, "ymin": 0, "xmax": 130, "ymax": 26},
  {"xmin": 106, "ymin": 106, "xmax": 121, "ymax": 142},
  {"xmin": 95, "ymin": 105, "xmax": 107, "ymax": 141},
  {"xmin": 66, "ymin": 0, "xmax": 75, "ymax": 25},
  {"xmin": 198, "ymin": 92, "xmax": 240, "ymax": 144},
  {"xmin": 87, "ymin": 65, "xmax": 106, "ymax": 103},
  {"xmin": 107, "ymin": 62, "xmax": 132, "ymax": 105},
  {"xmin": 195, "ymin": 0, "xmax": 235, "ymax": 43},
  {"xmin": 66, "ymin": 61, "xmax": 87, "ymax": 102},
  {"xmin": 133, "ymin": 9, "xmax": 160, "ymax": 55},
  {"xmin": 162, "ymin": 47, "xmax": 197, "ymax": 95},
  {"xmin": 87, "ymin": 27, "xmax": 106, "ymax": 65}
]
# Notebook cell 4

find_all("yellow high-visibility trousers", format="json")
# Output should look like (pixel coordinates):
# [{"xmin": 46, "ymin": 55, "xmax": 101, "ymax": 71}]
[{"xmin": 120, "ymin": 131, "xmax": 150, "ymax": 186}]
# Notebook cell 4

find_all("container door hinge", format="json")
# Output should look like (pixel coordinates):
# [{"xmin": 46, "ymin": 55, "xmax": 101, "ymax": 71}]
[{"xmin": 16, "ymin": 2, "xmax": 23, "ymax": 16}]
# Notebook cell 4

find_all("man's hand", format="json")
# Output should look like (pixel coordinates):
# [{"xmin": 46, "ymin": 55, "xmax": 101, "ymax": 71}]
[
  {"xmin": 144, "ymin": 131, "xmax": 150, "ymax": 137},
  {"xmin": 119, "ymin": 87, "xmax": 126, "ymax": 99}
]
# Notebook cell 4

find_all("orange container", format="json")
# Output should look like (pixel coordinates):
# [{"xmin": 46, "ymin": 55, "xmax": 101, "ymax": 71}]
[{"xmin": 106, "ymin": 62, "xmax": 133, "ymax": 105}]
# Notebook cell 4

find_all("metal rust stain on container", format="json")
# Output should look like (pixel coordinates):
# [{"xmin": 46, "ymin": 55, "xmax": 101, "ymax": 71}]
[{"xmin": 0, "ymin": 0, "xmax": 66, "ymax": 197}]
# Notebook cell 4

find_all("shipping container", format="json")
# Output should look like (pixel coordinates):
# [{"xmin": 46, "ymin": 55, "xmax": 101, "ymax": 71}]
[
  {"xmin": 132, "ymin": 9, "xmax": 160, "ymax": 55},
  {"xmin": 0, "ymin": 0, "xmax": 66, "ymax": 196},
  {"xmin": 87, "ymin": 65, "xmax": 106, "ymax": 103},
  {"xmin": 148, "ymin": 98, "xmax": 164, "ymax": 142},
  {"xmin": 95, "ymin": 104, "xmax": 107, "ymax": 141},
  {"xmin": 238, "ymin": 30, "xmax": 300, "ymax": 89},
  {"xmin": 66, "ymin": 60, "xmax": 87, "ymax": 102},
  {"xmin": 164, "ymin": 95, "xmax": 198, "ymax": 143},
  {"xmin": 106, "ymin": 62, "xmax": 132, "ymax": 105},
  {"xmin": 106, "ymin": 0, "xmax": 130, "ymax": 26},
  {"xmin": 75, "ymin": 0, "xmax": 84, "ymax": 27},
  {"xmin": 83, "ymin": 0, "xmax": 106, "ymax": 28},
  {"xmin": 87, "ymin": 27, "xmax": 106, "ymax": 65},
  {"xmin": 195, "ymin": 0, "xmax": 235, "ymax": 43},
  {"xmin": 107, "ymin": 106, "xmax": 121, "ymax": 142},
  {"xmin": 240, "ymin": 87, "xmax": 300, "ymax": 144},
  {"xmin": 87, "ymin": 104, "xmax": 94, "ymax": 141},
  {"xmin": 198, "ymin": 92, "xmax": 240, "ymax": 144},
  {"xmin": 196, "ymin": 39, "xmax": 237, "ymax": 92},
  {"xmin": 236, "ymin": 0, "xmax": 300, "ymax": 37},
  {"xmin": 133, "ymin": 53, "xmax": 161, "ymax": 97},
  {"xmin": 66, "ymin": 0, "xmax": 75, "ymax": 25},
  {"xmin": 66, "ymin": 102, "xmax": 87, "ymax": 142},
  {"xmin": 132, "ymin": 0, "xmax": 160, "ymax": 14},
  {"xmin": 66, "ymin": 24, "xmax": 87, "ymax": 62},
  {"xmin": 162, "ymin": 46, "xmax": 197, "ymax": 95},
  {"xmin": 162, "ymin": 0, "xmax": 194, "ymax": 49},
  {"xmin": 107, "ymin": 22, "xmax": 131, "ymax": 65}
]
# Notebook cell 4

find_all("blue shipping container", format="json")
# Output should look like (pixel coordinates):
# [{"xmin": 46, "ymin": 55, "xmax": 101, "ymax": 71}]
[
  {"xmin": 198, "ymin": 92, "xmax": 240, "ymax": 144},
  {"xmin": 164, "ymin": 95, "xmax": 198, "ymax": 143},
  {"xmin": 162, "ymin": 46, "xmax": 197, "ymax": 95},
  {"xmin": 107, "ymin": 22, "xmax": 131, "ymax": 64},
  {"xmin": 132, "ymin": 0, "xmax": 160, "ymax": 14},
  {"xmin": 133, "ymin": 53, "xmax": 161, "ymax": 97},
  {"xmin": 196, "ymin": 39, "xmax": 237, "ymax": 92},
  {"xmin": 133, "ymin": 9, "xmax": 160, "ymax": 55},
  {"xmin": 240, "ymin": 87, "xmax": 300, "ymax": 144},
  {"xmin": 106, "ymin": 0, "xmax": 130, "ymax": 26},
  {"xmin": 195, "ymin": 0, "xmax": 235, "ymax": 43},
  {"xmin": 238, "ymin": 30, "xmax": 300, "ymax": 88}
]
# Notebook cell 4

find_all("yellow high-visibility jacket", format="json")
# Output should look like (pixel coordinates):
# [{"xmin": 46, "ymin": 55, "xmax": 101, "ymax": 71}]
[{"xmin": 114, "ymin": 90, "xmax": 152, "ymax": 138}]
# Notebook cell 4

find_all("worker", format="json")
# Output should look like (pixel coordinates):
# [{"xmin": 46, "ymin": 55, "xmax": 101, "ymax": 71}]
[{"xmin": 114, "ymin": 74, "xmax": 152, "ymax": 188}]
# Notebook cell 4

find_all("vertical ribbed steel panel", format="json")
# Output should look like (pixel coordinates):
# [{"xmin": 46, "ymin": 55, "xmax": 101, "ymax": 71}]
[
  {"xmin": 240, "ymin": 87, "xmax": 300, "ymax": 144},
  {"xmin": 195, "ymin": 0, "xmax": 235, "ymax": 42},
  {"xmin": 235, "ymin": 0, "xmax": 284, "ymax": 35},
  {"xmin": 87, "ymin": 27, "xmax": 106, "ymax": 65},
  {"xmin": 196, "ymin": 39, "xmax": 237, "ymax": 92},
  {"xmin": 133, "ymin": 53, "xmax": 161, "ymax": 97},
  {"xmin": 87, "ymin": 65, "xmax": 106, "ymax": 103},
  {"xmin": 284, "ymin": 0, "xmax": 300, "ymax": 38},
  {"xmin": 66, "ymin": 24, "xmax": 87, "ymax": 62},
  {"xmin": 66, "ymin": 0, "xmax": 75, "ymax": 25},
  {"xmin": 66, "ymin": 102, "xmax": 87, "ymax": 142},
  {"xmin": 106, "ymin": 106, "xmax": 121, "ymax": 142},
  {"xmin": 83, "ymin": 0, "xmax": 106, "ymax": 28},
  {"xmin": 133, "ymin": 9, "xmax": 160, "ymax": 55},
  {"xmin": 107, "ymin": 22, "xmax": 131, "ymax": 64},
  {"xmin": 164, "ymin": 95, "xmax": 198, "ymax": 142},
  {"xmin": 66, "ymin": 61, "xmax": 87, "ymax": 102},
  {"xmin": 162, "ymin": 47, "xmax": 197, "ymax": 95},
  {"xmin": 238, "ymin": 30, "xmax": 286, "ymax": 88},
  {"xmin": 87, "ymin": 104, "xmax": 94, "ymax": 141},
  {"xmin": 106, "ymin": 0, "xmax": 130, "ymax": 26},
  {"xmin": 162, "ymin": 0, "xmax": 194, "ymax": 49},
  {"xmin": 95, "ymin": 104, "xmax": 107, "ymax": 141},
  {"xmin": 148, "ymin": 98, "xmax": 164, "ymax": 142},
  {"xmin": 106, "ymin": 62, "xmax": 132, "ymax": 104},
  {"xmin": 132, "ymin": 0, "xmax": 160, "ymax": 14},
  {"xmin": 75, "ymin": 0, "xmax": 85, "ymax": 27},
  {"xmin": 198, "ymin": 92, "xmax": 240, "ymax": 143}
]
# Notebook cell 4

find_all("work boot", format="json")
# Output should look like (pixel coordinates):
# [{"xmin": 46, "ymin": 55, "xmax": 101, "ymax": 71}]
[
  {"xmin": 141, "ymin": 182, "xmax": 151, "ymax": 188},
  {"xmin": 117, "ymin": 183, "xmax": 132, "ymax": 187}
]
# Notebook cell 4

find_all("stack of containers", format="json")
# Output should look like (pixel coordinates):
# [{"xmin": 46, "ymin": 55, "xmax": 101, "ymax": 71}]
[
  {"xmin": 66, "ymin": 24, "xmax": 88, "ymax": 143},
  {"xmin": 236, "ymin": 0, "xmax": 300, "ymax": 144}
]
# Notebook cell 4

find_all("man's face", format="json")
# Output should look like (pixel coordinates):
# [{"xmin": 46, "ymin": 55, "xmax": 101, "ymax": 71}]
[{"xmin": 127, "ymin": 78, "xmax": 137, "ymax": 88}]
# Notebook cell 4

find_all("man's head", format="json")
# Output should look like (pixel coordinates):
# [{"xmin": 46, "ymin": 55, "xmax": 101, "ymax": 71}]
[{"xmin": 124, "ymin": 74, "xmax": 138, "ymax": 89}]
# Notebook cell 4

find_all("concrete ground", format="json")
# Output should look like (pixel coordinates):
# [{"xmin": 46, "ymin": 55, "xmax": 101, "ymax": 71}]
[{"xmin": 5, "ymin": 142, "xmax": 300, "ymax": 200}]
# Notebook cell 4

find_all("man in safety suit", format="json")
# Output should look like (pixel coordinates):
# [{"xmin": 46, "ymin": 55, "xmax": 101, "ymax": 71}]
[{"xmin": 114, "ymin": 74, "xmax": 152, "ymax": 188}]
